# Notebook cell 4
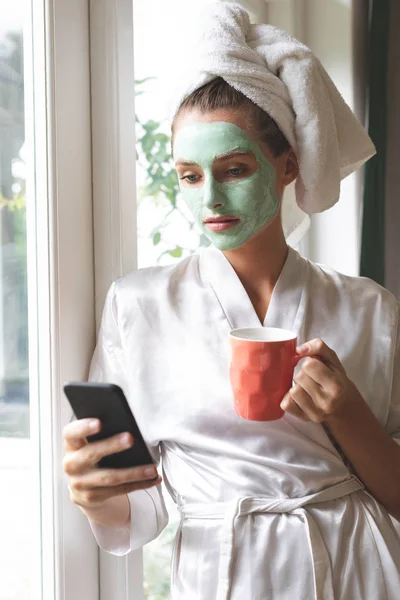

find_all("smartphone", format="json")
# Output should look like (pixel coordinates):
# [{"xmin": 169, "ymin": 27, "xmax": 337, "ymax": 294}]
[{"xmin": 64, "ymin": 381, "xmax": 157, "ymax": 477}]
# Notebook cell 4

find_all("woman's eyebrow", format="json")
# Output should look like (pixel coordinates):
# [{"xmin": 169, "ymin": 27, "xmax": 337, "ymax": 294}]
[
  {"xmin": 215, "ymin": 149, "xmax": 252, "ymax": 161},
  {"xmin": 175, "ymin": 158, "xmax": 198, "ymax": 167},
  {"xmin": 175, "ymin": 149, "xmax": 251, "ymax": 167}
]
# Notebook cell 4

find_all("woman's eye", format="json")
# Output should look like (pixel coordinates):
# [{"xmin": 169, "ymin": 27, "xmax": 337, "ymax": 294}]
[
  {"xmin": 180, "ymin": 174, "xmax": 200, "ymax": 183},
  {"xmin": 227, "ymin": 167, "xmax": 244, "ymax": 176}
]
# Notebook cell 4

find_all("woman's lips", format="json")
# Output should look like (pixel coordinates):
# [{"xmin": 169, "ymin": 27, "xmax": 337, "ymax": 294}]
[{"xmin": 203, "ymin": 216, "xmax": 241, "ymax": 232}]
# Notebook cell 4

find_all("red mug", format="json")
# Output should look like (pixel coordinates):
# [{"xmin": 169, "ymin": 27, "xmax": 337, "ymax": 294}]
[{"xmin": 229, "ymin": 327, "xmax": 300, "ymax": 422}]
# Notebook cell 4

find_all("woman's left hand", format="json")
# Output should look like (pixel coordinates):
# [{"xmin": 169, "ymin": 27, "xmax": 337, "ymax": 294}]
[{"xmin": 280, "ymin": 338, "xmax": 362, "ymax": 423}]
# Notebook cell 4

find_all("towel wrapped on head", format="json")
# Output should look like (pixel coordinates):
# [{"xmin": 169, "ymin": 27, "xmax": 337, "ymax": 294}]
[{"xmin": 167, "ymin": 1, "xmax": 375, "ymax": 246}]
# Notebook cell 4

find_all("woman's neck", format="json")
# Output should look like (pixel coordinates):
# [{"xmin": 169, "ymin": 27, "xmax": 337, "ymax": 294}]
[{"xmin": 222, "ymin": 219, "xmax": 288, "ymax": 323}]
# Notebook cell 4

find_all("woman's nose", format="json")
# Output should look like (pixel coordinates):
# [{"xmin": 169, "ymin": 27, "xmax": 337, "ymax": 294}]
[{"xmin": 203, "ymin": 177, "xmax": 225, "ymax": 210}]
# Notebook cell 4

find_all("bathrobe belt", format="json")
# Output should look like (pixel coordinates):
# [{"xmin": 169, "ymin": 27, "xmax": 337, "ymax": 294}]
[{"xmin": 176, "ymin": 476, "xmax": 364, "ymax": 600}]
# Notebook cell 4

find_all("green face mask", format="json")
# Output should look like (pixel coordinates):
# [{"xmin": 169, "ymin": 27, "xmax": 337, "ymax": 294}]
[{"xmin": 173, "ymin": 121, "xmax": 279, "ymax": 251}]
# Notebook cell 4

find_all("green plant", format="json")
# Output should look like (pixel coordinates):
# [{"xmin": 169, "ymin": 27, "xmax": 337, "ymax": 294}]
[{"xmin": 0, "ymin": 193, "xmax": 29, "ymax": 382}]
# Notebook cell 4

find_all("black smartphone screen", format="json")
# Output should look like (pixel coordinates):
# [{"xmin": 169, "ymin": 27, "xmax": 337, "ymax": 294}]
[{"xmin": 64, "ymin": 382, "xmax": 156, "ymax": 472}]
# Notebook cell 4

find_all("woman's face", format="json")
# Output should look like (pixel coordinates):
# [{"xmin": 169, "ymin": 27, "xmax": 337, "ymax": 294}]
[{"xmin": 173, "ymin": 108, "xmax": 298, "ymax": 251}]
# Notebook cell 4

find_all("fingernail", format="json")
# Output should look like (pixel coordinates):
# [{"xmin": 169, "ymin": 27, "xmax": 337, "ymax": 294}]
[
  {"xmin": 296, "ymin": 344, "xmax": 309, "ymax": 353},
  {"xmin": 120, "ymin": 433, "xmax": 132, "ymax": 446},
  {"xmin": 144, "ymin": 467, "xmax": 157, "ymax": 478},
  {"xmin": 89, "ymin": 419, "xmax": 100, "ymax": 430}
]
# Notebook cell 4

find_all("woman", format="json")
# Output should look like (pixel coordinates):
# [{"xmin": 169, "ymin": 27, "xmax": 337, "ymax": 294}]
[{"xmin": 63, "ymin": 3, "xmax": 400, "ymax": 599}]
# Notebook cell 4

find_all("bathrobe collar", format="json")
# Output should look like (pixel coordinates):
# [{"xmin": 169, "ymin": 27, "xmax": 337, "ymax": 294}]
[{"xmin": 199, "ymin": 244, "xmax": 308, "ymax": 334}]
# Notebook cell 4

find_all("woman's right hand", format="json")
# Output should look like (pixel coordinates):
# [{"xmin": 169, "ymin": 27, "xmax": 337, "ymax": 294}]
[{"xmin": 62, "ymin": 418, "xmax": 162, "ymax": 510}]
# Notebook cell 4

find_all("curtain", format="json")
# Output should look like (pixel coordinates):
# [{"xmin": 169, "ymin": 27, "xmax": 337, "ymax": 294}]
[
  {"xmin": 384, "ymin": 0, "xmax": 400, "ymax": 300},
  {"xmin": 359, "ymin": 0, "xmax": 390, "ymax": 286}
]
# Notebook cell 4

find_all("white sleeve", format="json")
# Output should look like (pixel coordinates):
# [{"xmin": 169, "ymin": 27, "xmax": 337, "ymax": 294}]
[
  {"xmin": 86, "ymin": 282, "xmax": 169, "ymax": 556},
  {"xmin": 385, "ymin": 302, "xmax": 400, "ymax": 448}
]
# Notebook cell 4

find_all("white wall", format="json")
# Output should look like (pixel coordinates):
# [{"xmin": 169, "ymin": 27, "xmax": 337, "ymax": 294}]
[
  {"xmin": 268, "ymin": 0, "xmax": 359, "ymax": 275},
  {"xmin": 304, "ymin": 0, "xmax": 359, "ymax": 275}
]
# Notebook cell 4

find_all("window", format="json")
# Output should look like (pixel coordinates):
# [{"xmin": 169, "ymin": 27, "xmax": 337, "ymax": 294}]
[
  {"xmin": 0, "ymin": 6, "xmax": 28, "ymax": 438},
  {"xmin": 0, "ymin": 4, "xmax": 37, "ymax": 599}
]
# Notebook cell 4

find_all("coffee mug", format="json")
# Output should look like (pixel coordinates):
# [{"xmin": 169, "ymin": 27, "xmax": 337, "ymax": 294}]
[{"xmin": 229, "ymin": 327, "xmax": 301, "ymax": 422}]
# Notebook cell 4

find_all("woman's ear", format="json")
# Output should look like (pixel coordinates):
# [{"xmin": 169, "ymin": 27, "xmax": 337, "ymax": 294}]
[{"xmin": 282, "ymin": 149, "xmax": 299, "ymax": 186}]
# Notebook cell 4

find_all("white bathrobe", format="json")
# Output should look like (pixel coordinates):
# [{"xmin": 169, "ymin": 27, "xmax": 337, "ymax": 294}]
[{"xmin": 88, "ymin": 246, "xmax": 400, "ymax": 600}]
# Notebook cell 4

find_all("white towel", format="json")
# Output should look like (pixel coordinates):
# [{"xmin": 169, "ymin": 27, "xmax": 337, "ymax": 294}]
[{"xmin": 167, "ymin": 1, "xmax": 376, "ymax": 246}]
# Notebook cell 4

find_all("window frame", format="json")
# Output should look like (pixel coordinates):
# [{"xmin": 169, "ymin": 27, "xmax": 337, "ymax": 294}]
[
  {"xmin": 89, "ymin": 0, "xmax": 142, "ymax": 598},
  {"xmin": 27, "ymin": 0, "xmax": 98, "ymax": 598}
]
